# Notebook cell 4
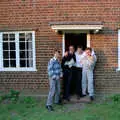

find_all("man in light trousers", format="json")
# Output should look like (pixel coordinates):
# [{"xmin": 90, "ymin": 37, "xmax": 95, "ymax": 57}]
[
  {"xmin": 46, "ymin": 49, "xmax": 63, "ymax": 111},
  {"xmin": 81, "ymin": 47, "xmax": 97, "ymax": 101}
]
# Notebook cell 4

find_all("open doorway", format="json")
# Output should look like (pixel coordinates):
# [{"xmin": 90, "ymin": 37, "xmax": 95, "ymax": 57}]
[
  {"xmin": 65, "ymin": 33, "xmax": 87, "ymax": 94},
  {"xmin": 65, "ymin": 33, "xmax": 87, "ymax": 51}
]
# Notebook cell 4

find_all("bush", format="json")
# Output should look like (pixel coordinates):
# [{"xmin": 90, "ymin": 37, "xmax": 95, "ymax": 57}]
[
  {"xmin": 23, "ymin": 96, "xmax": 37, "ymax": 108},
  {"xmin": 0, "ymin": 89, "xmax": 20, "ymax": 103},
  {"xmin": 110, "ymin": 94, "xmax": 120, "ymax": 103}
]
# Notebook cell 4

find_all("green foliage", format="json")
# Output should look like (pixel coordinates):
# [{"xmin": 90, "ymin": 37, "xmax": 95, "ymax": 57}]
[
  {"xmin": 0, "ymin": 89, "xmax": 20, "ymax": 103},
  {"xmin": 23, "ymin": 96, "xmax": 37, "ymax": 108},
  {"xmin": 0, "ymin": 94, "xmax": 120, "ymax": 120},
  {"xmin": 110, "ymin": 94, "xmax": 120, "ymax": 103}
]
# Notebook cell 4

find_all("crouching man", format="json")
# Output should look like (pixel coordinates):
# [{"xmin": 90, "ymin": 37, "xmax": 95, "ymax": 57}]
[
  {"xmin": 80, "ymin": 47, "xmax": 97, "ymax": 101},
  {"xmin": 46, "ymin": 49, "xmax": 63, "ymax": 111}
]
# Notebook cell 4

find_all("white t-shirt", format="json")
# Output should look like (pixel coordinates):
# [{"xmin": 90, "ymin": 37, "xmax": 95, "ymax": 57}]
[{"xmin": 75, "ymin": 52, "xmax": 83, "ymax": 68}]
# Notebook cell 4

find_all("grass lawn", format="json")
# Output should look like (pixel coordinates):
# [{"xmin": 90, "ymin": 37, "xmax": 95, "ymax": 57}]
[{"xmin": 0, "ymin": 95, "xmax": 120, "ymax": 120}]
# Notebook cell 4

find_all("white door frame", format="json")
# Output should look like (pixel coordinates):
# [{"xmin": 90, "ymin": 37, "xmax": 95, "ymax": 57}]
[{"xmin": 62, "ymin": 32, "xmax": 90, "ymax": 56}]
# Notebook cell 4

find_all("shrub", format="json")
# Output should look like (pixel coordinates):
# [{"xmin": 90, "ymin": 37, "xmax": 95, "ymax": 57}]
[{"xmin": 23, "ymin": 96, "xmax": 37, "ymax": 108}]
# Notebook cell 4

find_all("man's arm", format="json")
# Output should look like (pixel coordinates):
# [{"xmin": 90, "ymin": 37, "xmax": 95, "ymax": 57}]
[{"xmin": 48, "ymin": 59, "xmax": 54, "ymax": 78}]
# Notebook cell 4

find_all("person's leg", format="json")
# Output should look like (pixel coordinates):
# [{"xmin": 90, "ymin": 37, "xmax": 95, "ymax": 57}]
[
  {"xmin": 54, "ymin": 79, "xmax": 60, "ymax": 104},
  {"xmin": 46, "ymin": 78, "xmax": 56, "ymax": 106},
  {"xmin": 87, "ymin": 70, "xmax": 94, "ymax": 98},
  {"xmin": 62, "ymin": 70, "xmax": 67, "ymax": 99},
  {"xmin": 82, "ymin": 69, "xmax": 87, "ymax": 95},
  {"xmin": 76, "ymin": 68, "xmax": 82, "ymax": 97},
  {"xmin": 65, "ymin": 69, "xmax": 72, "ymax": 101},
  {"xmin": 70, "ymin": 67, "xmax": 76, "ymax": 94}
]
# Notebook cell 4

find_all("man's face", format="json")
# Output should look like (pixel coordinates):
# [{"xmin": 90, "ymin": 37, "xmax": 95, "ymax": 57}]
[
  {"xmin": 69, "ymin": 46, "xmax": 74, "ymax": 54},
  {"xmin": 55, "ymin": 52, "xmax": 60, "ymax": 59},
  {"xmin": 77, "ymin": 48, "xmax": 82, "ymax": 53},
  {"xmin": 85, "ymin": 50, "xmax": 91, "ymax": 56}
]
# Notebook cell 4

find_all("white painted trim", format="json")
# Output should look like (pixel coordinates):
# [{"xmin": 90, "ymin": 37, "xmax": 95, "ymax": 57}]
[
  {"xmin": 62, "ymin": 33, "xmax": 89, "ymax": 56},
  {"xmin": 116, "ymin": 30, "xmax": 120, "ymax": 71},
  {"xmin": 0, "ymin": 33, "xmax": 2, "ymax": 70},
  {"xmin": 32, "ymin": 31, "xmax": 37, "ymax": 71},
  {"xmin": 0, "ymin": 31, "xmax": 37, "ymax": 71},
  {"xmin": 87, "ymin": 33, "xmax": 90, "ymax": 47},
  {"xmin": 0, "ymin": 68, "xmax": 37, "ymax": 71},
  {"xmin": 62, "ymin": 34, "xmax": 65, "ymax": 56},
  {"xmin": 16, "ymin": 32, "xmax": 20, "ymax": 68},
  {"xmin": 51, "ymin": 25, "xmax": 103, "ymax": 31}
]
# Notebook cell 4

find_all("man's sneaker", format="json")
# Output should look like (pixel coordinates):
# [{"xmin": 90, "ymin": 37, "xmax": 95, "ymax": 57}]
[
  {"xmin": 46, "ymin": 105, "xmax": 54, "ymax": 111},
  {"xmin": 90, "ymin": 96, "xmax": 94, "ymax": 101}
]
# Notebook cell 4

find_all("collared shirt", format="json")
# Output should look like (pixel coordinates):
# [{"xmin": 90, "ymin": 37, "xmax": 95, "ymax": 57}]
[
  {"xmin": 75, "ymin": 52, "xmax": 83, "ymax": 68},
  {"xmin": 48, "ymin": 56, "xmax": 62, "ymax": 79},
  {"xmin": 64, "ymin": 52, "xmax": 76, "ymax": 68}
]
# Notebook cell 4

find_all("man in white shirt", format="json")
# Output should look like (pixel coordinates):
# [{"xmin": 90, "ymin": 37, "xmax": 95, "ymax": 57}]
[{"xmin": 75, "ymin": 46, "xmax": 83, "ymax": 99}]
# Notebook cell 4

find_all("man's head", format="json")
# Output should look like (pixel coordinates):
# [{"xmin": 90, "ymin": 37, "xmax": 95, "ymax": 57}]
[
  {"xmin": 77, "ymin": 46, "xmax": 83, "ymax": 54},
  {"xmin": 69, "ymin": 45, "xmax": 75, "ymax": 54},
  {"xmin": 85, "ymin": 47, "xmax": 92, "ymax": 56},
  {"xmin": 54, "ymin": 49, "xmax": 60, "ymax": 59}
]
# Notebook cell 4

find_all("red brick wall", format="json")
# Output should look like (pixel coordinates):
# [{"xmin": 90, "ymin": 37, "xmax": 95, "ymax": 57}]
[{"xmin": 0, "ymin": 0, "xmax": 120, "ymax": 93}]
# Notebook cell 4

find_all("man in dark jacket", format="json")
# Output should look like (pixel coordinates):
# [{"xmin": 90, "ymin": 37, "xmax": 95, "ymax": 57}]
[{"xmin": 62, "ymin": 45, "xmax": 76, "ymax": 102}]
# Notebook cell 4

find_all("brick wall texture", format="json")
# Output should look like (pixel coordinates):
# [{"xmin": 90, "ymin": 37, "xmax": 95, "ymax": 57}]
[{"xmin": 0, "ymin": 0, "xmax": 120, "ymax": 93}]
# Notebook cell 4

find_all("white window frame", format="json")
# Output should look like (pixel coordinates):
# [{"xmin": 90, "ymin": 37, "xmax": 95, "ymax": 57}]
[
  {"xmin": 117, "ymin": 29, "xmax": 120, "ymax": 71},
  {"xmin": 0, "ymin": 31, "xmax": 36, "ymax": 71},
  {"xmin": 62, "ymin": 32, "xmax": 90, "ymax": 56}
]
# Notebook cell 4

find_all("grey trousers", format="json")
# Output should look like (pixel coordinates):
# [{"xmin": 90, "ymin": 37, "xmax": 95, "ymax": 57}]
[
  {"xmin": 82, "ymin": 69, "xmax": 94, "ymax": 96},
  {"xmin": 46, "ymin": 78, "xmax": 60, "ymax": 106}
]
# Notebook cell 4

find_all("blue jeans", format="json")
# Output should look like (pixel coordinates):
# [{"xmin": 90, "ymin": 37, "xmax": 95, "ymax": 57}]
[{"xmin": 46, "ymin": 77, "xmax": 60, "ymax": 106}]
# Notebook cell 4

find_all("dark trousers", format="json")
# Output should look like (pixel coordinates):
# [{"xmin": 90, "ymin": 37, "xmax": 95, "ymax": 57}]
[
  {"xmin": 63, "ymin": 68, "xmax": 72, "ymax": 100},
  {"xmin": 75, "ymin": 67, "xmax": 82, "ymax": 97}
]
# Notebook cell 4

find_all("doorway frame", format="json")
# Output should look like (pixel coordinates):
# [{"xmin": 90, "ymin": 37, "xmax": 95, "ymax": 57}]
[{"xmin": 62, "ymin": 32, "xmax": 90, "ymax": 56}]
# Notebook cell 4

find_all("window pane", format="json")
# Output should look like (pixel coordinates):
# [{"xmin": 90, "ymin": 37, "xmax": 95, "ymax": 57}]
[
  {"xmin": 20, "ymin": 51, "xmax": 26, "ymax": 58},
  {"xmin": 27, "ymin": 59, "xmax": 33, "ymax": 67},
  {"xmin": 27, "ymin": 50, "xmax": 33, "ymax": 59},
  {"xmin": 26, "ymin": 42, "xmax": 32, "ymax": 50},
  {"xmin": 26, "ymin": 33, "xmax": 32, "ymax": 42},
  {"xmin": 19, "ymin": 33, "xmax": 25, "ymax": 42},
  {"xmin": 9, "ymin": 34, "xmax": 15, "ymax": 41},
  {"xmin": 20, "ymin": 60, "xmax": 26, "ymax": 67},
  {"xmin": 3, "ymin": 42, "xmax": 9, "ymax": 50},
  {"xmin": 10, "ymin": 51, "xmax": 16, "ymax": 59},
  {"xmin": 10, "ymin": 42, "xmax": 15, "ymax": 50},
  {"xmin": 19, "ymin": 42, "xmax": 25, "ymax": 50},
  {"xmin": 3, "ymin": 51, "xmax": 9, "ymax": 59},
  {"xmin": 3, "ymin": 34, "xmax": 8, "ymax": 41},
  {"xmin": 3, "ymin": 60, "xmax": 9, "ymax": 67},
  {"xmin": 10, "ymin": 60, "xmax": 16, "ymax": 67}
]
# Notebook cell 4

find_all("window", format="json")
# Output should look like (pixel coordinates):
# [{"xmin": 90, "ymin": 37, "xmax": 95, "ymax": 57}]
[
  {"xmin": 0, "ymin": 31, "xmax": 36, "ymax": 71},
  {"xmin": 117, "ymin": 29, "xmax": 120, "ymax": 71}
]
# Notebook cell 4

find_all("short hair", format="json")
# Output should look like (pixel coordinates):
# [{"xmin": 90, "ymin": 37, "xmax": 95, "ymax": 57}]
[
  {"xmin": 69, "ymin": 45, "xmax": 74, "ymax": 49},
  {"xmin": 77, "ymin": 46, "xmax": 83, "ymax": 49},
  {"xmin": 54, "ymin": 48, "xmax": 60, "ymax": 54},
  {"xmin": 85, "ymin": 47, "xmax": 92, "ymax": 52}
]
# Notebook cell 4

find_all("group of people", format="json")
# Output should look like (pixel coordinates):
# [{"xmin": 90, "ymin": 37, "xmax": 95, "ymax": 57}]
[{"xmin": 46, "ymin": 45, "xmax": 97, "ymax": 111}]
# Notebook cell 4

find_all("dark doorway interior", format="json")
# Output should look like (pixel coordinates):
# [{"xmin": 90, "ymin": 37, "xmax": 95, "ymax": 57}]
[
  {"xmin": 65, "ymin": 33, "xmax": 87, "ymax": 51},
  {"xmin": 65, "ymin": 33, "xmax": 87, "ymax": 95}
]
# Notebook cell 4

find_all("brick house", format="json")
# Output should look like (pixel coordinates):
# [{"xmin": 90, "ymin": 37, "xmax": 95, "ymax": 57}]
[{"xmin": 0, "ymin": 0, "xmax": 120, "ymax": 94}]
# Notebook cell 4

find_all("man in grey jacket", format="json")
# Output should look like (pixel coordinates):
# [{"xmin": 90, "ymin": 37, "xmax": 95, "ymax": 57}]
[{"xmin": 80, "ymin": 47, "xmax": 96, "ymax": 101}]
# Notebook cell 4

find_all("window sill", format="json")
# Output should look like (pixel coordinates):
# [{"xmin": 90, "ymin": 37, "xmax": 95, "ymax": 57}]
[
  {"xmin": 0, "ymin": 68, "xmax": 37, "ymax": 72},
  {"xmin": 116, "ymin": 68, "xmax": 120, "ymax": 72}
]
